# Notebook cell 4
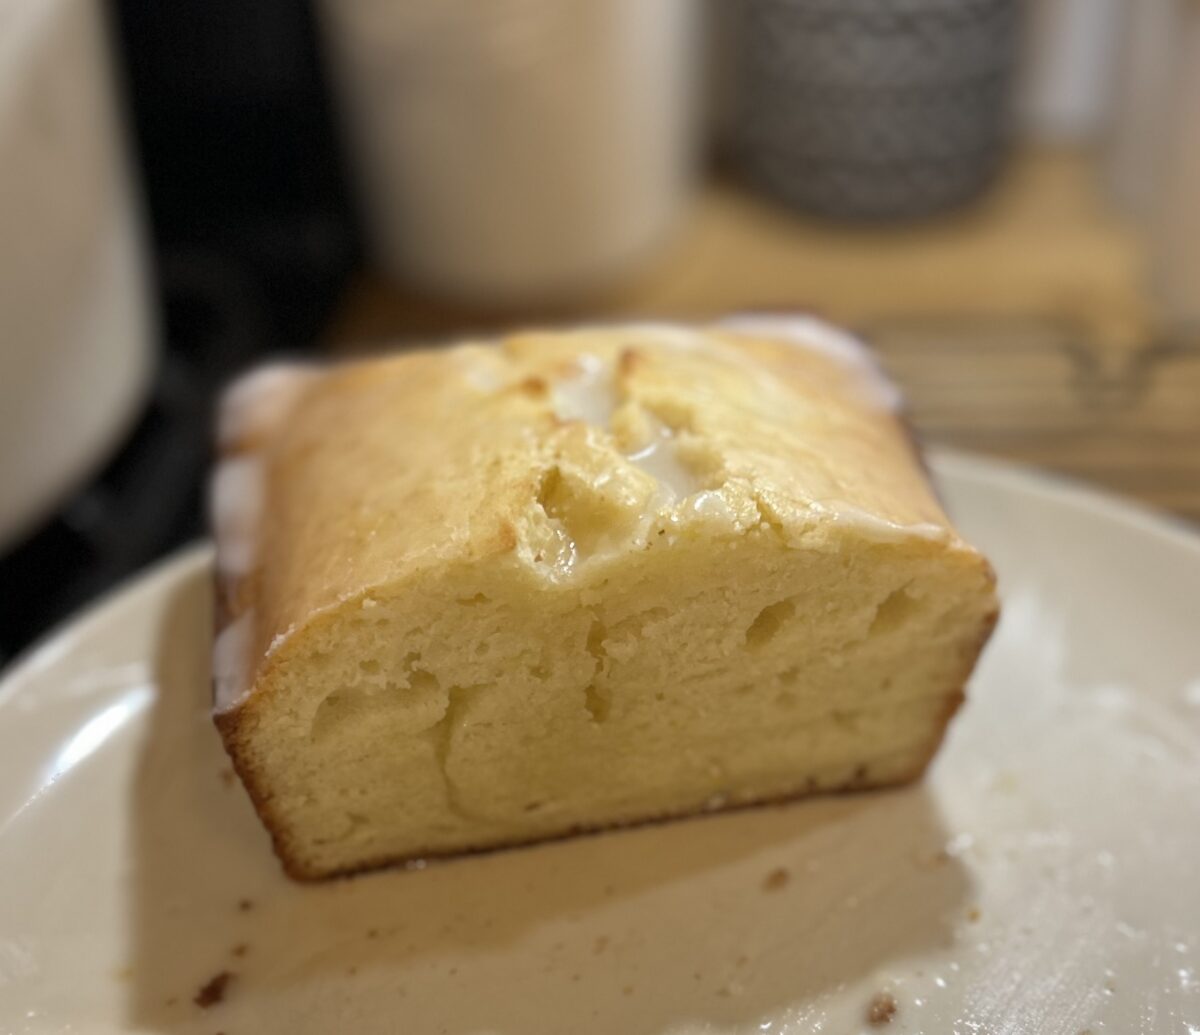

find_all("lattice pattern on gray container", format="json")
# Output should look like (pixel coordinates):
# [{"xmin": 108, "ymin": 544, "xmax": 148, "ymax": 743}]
[{"xmin": 735, "ymin": 0, "xmax": 1019, "ymax": 220}]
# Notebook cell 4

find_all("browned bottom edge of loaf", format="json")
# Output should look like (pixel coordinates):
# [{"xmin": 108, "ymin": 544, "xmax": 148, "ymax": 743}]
[{"xmin": 215, "ymin": 686, "xmax": 969, "ymax": 883}]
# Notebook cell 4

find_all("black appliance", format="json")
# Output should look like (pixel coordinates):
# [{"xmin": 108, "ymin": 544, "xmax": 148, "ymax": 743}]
[{"xmin": 0, "ymin": 0, "xmax": 359, "ymax": 661}]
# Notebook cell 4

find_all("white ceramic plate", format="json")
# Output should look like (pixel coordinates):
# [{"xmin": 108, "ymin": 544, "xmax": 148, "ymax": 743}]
[{"xmin": 2, "ymin": 453, "xmax": 1198, "ymax": 1035}]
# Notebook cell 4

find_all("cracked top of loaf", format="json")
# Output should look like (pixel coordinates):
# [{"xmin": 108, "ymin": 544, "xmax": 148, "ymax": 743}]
[{"xmin": 211, "ymin": 318, "xmax": 962, "ymax": 716}]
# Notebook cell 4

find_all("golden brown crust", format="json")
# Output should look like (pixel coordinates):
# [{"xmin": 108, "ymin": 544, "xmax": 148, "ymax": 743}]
[{"xmin": 213, "ymin": 698, "xmax": 300, "ymax": 874}]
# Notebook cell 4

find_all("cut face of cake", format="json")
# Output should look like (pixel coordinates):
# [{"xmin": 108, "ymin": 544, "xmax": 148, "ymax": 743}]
[{"xmin": 211, "ymin": 319, "xmax": 998, "ymax": 880}]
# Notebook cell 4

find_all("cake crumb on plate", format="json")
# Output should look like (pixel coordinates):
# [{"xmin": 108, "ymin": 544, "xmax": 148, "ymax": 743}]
[
  {"xmin": 867, "ymin": 991, "xmax": 897, "ymax": 1025},
  {"xmin": 194, "ymin": 971, "xmax": 234, "ymax": 1009}
]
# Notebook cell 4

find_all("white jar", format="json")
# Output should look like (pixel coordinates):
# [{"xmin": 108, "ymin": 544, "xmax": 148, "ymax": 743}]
[
  {"xmin": 0, "ymin": 0, "xmax": 154, "ymax": 549},
  {"xmin": 1106, "ymin": 0, "xmax": 1200, "ymax": 326},
  {"xmin": 318, "ymin": 0, "xmax": 701, "ymax": 303}
]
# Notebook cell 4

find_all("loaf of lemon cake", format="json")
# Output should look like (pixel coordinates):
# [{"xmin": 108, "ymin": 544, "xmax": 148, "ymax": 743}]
[{"xmin": 211, "ymin": 318, "xmax": 998, "ymax": 880}]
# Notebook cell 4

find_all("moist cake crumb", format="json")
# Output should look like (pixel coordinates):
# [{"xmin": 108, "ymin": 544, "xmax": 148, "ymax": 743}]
[
  {"xmin": 762, "ymin": 867, "xmax": 790, "ymax": 891},
  {"xmin": 194, "ymin": 971, "xmax": 233, "ymax": 1009}
]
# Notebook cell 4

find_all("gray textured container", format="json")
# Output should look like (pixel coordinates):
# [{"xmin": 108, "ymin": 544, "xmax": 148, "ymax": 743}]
[{"xmin": 734, "ymin": 0, "xmax": 1019, "ymax": 220}]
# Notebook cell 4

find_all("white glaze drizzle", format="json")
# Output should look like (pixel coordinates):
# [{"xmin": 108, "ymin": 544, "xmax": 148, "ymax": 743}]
[
  {"xmin": 626, "ymin": 426, "xmax": 702, "ymax": 507},
  {"xmin": 551, "ymin": 353, "xmax": 618, "ymax": 427},
  {"xmin": 685, "ymin": 489, "xmax": 736, "ymax": 524},
  {"xmin": 211, "ymin": 455, "xmax": 264, "ymax": 576},
  {"xmin": 813, "ymin": 501, "xmax": 949, "ymax": 543},
  {"xmin": 218, "ymin": 363, "xmax": 318, "ymax": 449},
  {"xmin": 717, "ymin": 313, "xmax": 904, "ymax": 412},
  {"xmin": 213, "ymin": 609, "xmax": 255, "ymax": 713},
  {"xmin": 213, "ymin": 364, "xmax": 319, "ymax": 712},
  {"xmin": 453, "ymin": 345, "xmax": 506, "ymax": 392}
]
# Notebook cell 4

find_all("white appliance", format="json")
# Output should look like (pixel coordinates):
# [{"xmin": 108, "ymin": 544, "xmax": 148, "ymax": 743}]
[{"xmin": 0, "ymin": 0, "xmax": 154, "ymax": 549}]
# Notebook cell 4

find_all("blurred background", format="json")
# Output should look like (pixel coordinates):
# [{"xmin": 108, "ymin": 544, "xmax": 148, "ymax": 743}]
[{"xmin": 1, "ymin": 0, "xmax": 1198, "ymax": 662}]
